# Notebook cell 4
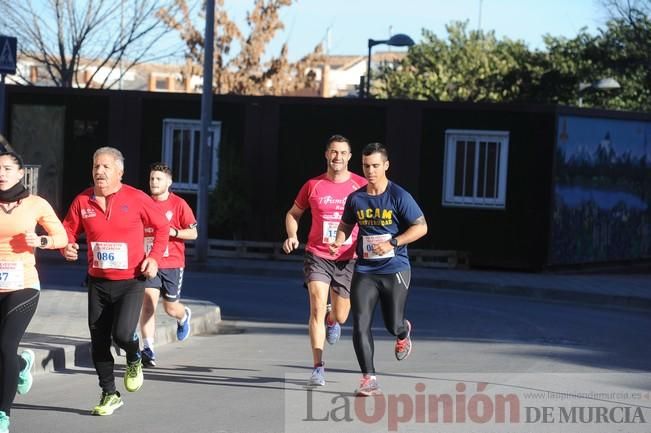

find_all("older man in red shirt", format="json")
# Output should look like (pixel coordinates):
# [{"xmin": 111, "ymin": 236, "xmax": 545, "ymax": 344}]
[{"xmin": 62, "ymin": 147, "xmax": 169, "ymax": 416}]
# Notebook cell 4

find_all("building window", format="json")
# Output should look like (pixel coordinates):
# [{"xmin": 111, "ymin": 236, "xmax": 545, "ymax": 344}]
[
  {"xmin": 442, "ymin": 129, "xmax": 509, "ymax": 209},
  {"xmin": 162, "ymin": 119, "xmax": 221, "ymax": 193},
  {"xmin": 155, "ymin": 77, "xmax": 168, "ymax": 90}
]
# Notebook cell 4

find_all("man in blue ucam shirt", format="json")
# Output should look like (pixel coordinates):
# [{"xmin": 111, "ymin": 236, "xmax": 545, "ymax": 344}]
[{"xmin": 329, "ymin": 142, "xmax": 428, "ymax": 397}]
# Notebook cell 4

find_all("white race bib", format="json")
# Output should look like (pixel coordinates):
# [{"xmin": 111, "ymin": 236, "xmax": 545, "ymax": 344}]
[
  {"xmin": 144, "ymin": 236, "xmax": 154, "ymax": 256},
  {"xmin": 91, "ymin": 242, "xmax": 129, "ymax": 269},
  {"xmin": 144, "ymin": 236, "xmax": 169, "ymax": 257},
  {"xmin": 362, "ymin": 234, "xmax": 395, "ymax": 260},
  {"xmin": 322, "ymin": 221, "xmax": 352, "ymax": 245},
  {"xmin": 0, "ymin": 261, "xmax": 24, "ymax": 289}
]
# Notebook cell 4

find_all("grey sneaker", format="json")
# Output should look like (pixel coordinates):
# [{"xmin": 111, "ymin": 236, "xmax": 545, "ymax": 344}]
[
  {"xmin": 356, "ymin": 375, "xmax": 381, "ymax": 396},
  {"xmin": 325, "ymin": 309, "xmax": 341, "ymax": 346},
  {"xmin": 307, "ymin": 365, "xmax": 325, "ymax": 386},
  {"xmin": 395, "ymin": 319, "xmax": 412, "ymax": 361}
]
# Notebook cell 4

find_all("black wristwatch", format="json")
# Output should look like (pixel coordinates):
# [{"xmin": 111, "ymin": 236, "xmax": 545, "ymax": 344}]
[
  {"xmin": 39, "ymin": 236, "xmax": 48, "ymax": 249},
  {"xmin": 389, "ymin": 238, "xmax": 399, "ymax": 248}
]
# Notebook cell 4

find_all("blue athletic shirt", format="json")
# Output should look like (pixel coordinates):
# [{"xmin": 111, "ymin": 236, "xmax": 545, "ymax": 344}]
[{"xmin": 342, "ymin": 181, "xmax": 424, "ymax": 274}]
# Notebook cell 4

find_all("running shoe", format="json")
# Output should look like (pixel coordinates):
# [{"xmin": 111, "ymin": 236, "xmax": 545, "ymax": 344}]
[
  {"xmin": 307, "ymin": 365, "xmax": 326, "ymax": 387},
  {"xmin": 325, "ymin": 303, "xmax": 341, "ymax": 345},
  {"xmin": 0, "ymin": 411, "xmax": 9, "ymax": 433},
  {"xmin": 395, "ymin": 319, "xmax": 412, "ymax": 361},
  {"xmin": 124, "ymin": 359, "xmax": 144, "ymax": 392},
  {"xmin": 91, "ymin": 392, "xmax": 123, "ymax": 416},
  {"xmin": 17, "ymin": 349, "xmax": 35, "ymax": 395},
  {"xmin": 355, "ymin": 375, "xmax": 381, "ymax": 396},
  {"xmin": 141, "ymin": 347, "xmax": 157, "ymax": 368},
  {"xmin": 177, "ymin": 306, "xmax": 192, "ymax": 341}
]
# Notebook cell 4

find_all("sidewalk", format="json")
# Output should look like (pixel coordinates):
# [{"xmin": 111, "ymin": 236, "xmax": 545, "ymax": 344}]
[
  {"xmin": 188, "ymin": 257, "xmax": 651, "ymax": 311},
  {"xmin": 21, "ymin": 255, "xmax": 649, "ymax": 378},
  {"xmin": 21, "ymin": 289, "xmax": 221, "ymax": 376}
]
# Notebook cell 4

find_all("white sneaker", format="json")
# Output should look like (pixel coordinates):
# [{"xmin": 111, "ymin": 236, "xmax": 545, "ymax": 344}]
[{"xmin": 307, "ymin": 365, "xmax": 325, "ymax": 386}]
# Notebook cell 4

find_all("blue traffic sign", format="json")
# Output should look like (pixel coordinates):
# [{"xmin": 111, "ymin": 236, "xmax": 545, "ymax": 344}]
[{"xmin": 0, "ymin": 36, "xmax": 17, "ymax": 75}]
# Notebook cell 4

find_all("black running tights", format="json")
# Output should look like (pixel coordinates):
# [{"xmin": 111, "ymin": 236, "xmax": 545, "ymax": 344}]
[
  {"xmin": 0, "ymin": 289, "xmax": 39, "ymax": 415},
  {"xmin": 350, "ymin": 271, "xmax": 411, "ymax": 375},
  {"xmin": 87, "ymin": 276, "xmax": 145, "ymax": 394}
]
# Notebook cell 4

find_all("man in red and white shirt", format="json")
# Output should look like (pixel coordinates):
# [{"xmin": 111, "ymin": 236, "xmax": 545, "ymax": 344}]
[
  {"xmin": 62, "ymin": 147, "xmax": 169, "ymax": 416},
  {"xmin": 282, "ymin": 134, "xmax": 366, "ymax": 387},
  {"xmin": 139, "ymin": 162, "xmax": 197, "ymax": 367}
]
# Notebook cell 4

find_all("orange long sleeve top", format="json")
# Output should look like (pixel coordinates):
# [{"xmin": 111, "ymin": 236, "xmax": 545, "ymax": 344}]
[{"xmin": 0, "ymin": 195, "xmax": 68, "ymax": 292}]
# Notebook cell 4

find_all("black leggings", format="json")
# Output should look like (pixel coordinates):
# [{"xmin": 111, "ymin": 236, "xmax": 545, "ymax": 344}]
[
  {"xmin": 351, "ymin": 271, "xmax": 411, "ymax": 375},
  {"xmin": 87, "ymin": 276, "xmax": 145, "ymax": 394},
  {"xmin": 0, "ymin": 289, "xmax": 39, "ymax": 415}
]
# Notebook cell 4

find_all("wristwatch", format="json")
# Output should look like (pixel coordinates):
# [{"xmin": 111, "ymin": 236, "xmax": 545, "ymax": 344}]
[
  {"xmin": 389, "ymin": 238, "xmax": 399, "ymax": 248},
  {"xmin": 39, "ymin": 236, "xmax": 48, "ymax": 249}
]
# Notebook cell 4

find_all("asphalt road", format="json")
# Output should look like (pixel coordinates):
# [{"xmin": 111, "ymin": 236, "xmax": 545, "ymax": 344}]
[{"xmin": 11, "ymin": 262, "xmax": 651, "ymax": 432}]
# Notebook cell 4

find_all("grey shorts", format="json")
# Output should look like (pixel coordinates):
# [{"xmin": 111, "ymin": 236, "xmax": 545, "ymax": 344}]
[
  {"xmin": 146, "ymin": 268, "xmax": 184, "ymax": 301},
  {"xmin": 303, "ymin": 252, "xmax": 354, "ymax": 298}
]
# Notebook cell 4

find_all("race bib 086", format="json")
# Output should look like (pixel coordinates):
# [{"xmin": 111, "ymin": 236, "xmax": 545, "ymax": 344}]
[{"xmin": 91, "ymin": 242, "xmax": 129, "ymax": 269}]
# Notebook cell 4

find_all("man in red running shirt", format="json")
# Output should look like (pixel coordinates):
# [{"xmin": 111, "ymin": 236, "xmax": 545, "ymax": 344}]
[
  {"xmin": 139, "ymin": 162, "xmax": 197, "ymax": 367},
  {"xmin": 62, "ymin": 147, "xmax": 169, "ymax": 416},
  {"xmin": 282, "ymin": 134, "xmax": 366, "ymax": 387}
]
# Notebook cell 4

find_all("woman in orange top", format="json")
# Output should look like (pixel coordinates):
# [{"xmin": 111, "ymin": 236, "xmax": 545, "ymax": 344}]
[{"xmin": 0, "ymin": 150, "xmax": 67, "ymax": 433}]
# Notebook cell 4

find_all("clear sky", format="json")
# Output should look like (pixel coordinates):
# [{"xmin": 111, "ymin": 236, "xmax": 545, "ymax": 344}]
[{"xmin": 216, "ymin": 0, "xmax": 608, "ymax": 60}]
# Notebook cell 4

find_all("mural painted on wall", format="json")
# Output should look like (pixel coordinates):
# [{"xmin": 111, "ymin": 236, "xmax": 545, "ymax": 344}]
[{"xmin": 551, "ymin": 116, "xmax": 651, "ymax": 265}]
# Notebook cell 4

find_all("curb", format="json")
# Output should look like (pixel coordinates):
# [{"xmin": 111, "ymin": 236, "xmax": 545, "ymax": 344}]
[
  {"xmin": 412, "ymin": 278, "xmax": 651, "ymax": 312},
  {"xmin": 21, "ymin": 294, "xmax": 222, "ymax": 377}
]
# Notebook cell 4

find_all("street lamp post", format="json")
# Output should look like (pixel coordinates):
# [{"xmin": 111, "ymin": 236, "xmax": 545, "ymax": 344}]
[
  {"xmin": 196, "ymin": 0, "xmax": 215, "ymax": 262},
  {"xmin": 578, "ymin": 77, "xmax": 621, "ymax": 107},
  {"xmin": 364, "ymin": 33, "xmax": 414, "ymax": 98}
]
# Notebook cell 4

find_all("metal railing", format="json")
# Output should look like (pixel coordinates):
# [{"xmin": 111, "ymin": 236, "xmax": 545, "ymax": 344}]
[
  {"xmin": 74, "ymin": 237, "xmax": 470, "ymax": 269},
  {"xmin": 22, "ymin": 164, "xmax": 40, "ymax": 195},
  {"xmin": 185, "ymin": 239, "xmax": 469, "ymax": 269}
]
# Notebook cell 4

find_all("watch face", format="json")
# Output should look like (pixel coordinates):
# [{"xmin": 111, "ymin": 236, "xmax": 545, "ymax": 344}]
[{"xmin": 40, "ymin": 237, "xmax": 47, "ymax": 247}]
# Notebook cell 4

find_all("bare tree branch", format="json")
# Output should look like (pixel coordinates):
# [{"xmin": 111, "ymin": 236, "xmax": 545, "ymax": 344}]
[
  {"xmin": 158, "ymin": 0, "xmax": 323, "ymax": 95},
  {"xmin": 0, "ymin": 0, "xmax": 181, "ymax": 88}
]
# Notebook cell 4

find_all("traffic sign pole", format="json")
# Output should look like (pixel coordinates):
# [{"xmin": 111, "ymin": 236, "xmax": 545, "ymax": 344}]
[
  {"xmin": 0, "ymin": 35, "xmax": 17, "ymax": 138},
  {"xmin": 0, "ymin": 73, "xmax": 5, "ymax": 137}
]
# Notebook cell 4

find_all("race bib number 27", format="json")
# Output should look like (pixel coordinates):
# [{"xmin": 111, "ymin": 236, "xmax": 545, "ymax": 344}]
[{"xmin": 0, "ymin": 261, "xmax": 24, "ymax": 289}]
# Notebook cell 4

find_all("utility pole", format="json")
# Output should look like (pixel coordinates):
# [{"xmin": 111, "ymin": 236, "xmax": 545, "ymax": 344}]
[{"xmin": 196, "ymin": 0, "xmax": 215, "ymax": 262}]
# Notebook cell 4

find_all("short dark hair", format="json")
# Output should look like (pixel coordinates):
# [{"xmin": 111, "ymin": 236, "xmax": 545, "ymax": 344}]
[
  {"xmin": 0, "ymin": 151, "xmax": 25, "ymax": 169},
  {"xmin": 149, "ymin": 162, "xmax": 173, "ymax": 176},
  {"xmin": 362, "ymin": 142, "xmax": 389, "ymax": 161},
  {"xmin": 325, "ymin": 134, "xmax": 351, "ymax": 151}
]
